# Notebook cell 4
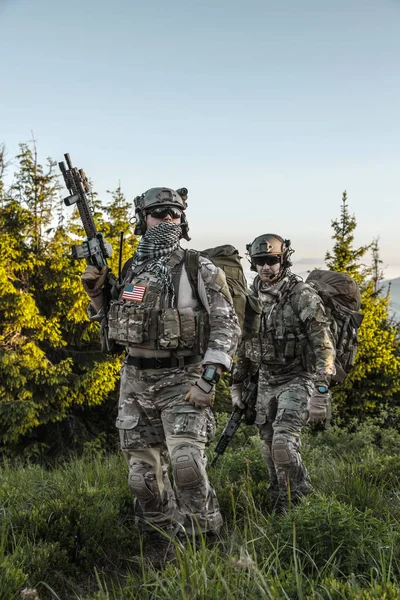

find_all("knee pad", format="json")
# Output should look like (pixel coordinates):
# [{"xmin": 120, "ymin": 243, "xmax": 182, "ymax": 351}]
[
  {"xmin": 128, "ymin": 463, "xmax": 158, "ymax": 502},
  {"xmin": 261, "ymin": 441, "xmax": 273, "ymax": 463},
  {"xmin": 171, "ymin": 444, "xmax": 204, "ymax": 488},
  {"xmin": 272, "ymin": 434, "xmax": 292, "ymax": 468}
]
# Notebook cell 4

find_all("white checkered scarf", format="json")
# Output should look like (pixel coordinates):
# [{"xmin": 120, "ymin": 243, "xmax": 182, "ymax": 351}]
[{"xmin": 131, "ymin": 222, "xmax": 182, "ymax": 307}]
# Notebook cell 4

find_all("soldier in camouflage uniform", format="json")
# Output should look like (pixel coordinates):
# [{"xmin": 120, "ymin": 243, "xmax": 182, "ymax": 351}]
[
  {"xmin": 81, "ymin": 187, "xmax": 240, "ymax": 567},
  {"xmin": 231, "ymin": 234, "xmax": 335, "ymax": 512}
]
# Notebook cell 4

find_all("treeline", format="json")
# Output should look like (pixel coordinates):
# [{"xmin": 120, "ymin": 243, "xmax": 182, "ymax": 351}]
[{"xmin": 0, "ymin": 141, "xmax": 399, "ymax": 458}]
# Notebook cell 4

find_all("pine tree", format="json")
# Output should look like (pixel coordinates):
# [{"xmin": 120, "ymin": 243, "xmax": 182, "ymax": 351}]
[
  {"xmin": 0, "ymin": 144, "xmax": 6, "ymax": 202},
  {"xmin": 103, "ymin": 183, "xmax": 138, "ymax": 276},
  {"xmin": 370, "ymin": 238, "xmax": 384, "ymax": 296},
  {"xmin": 0, "ymin": 142, "xmax": 122, "ymax": 456},
  {"xmin": 325, "ymin": 191, "xmax": 370, "ymax": 283},
  {"xmin": 325, "ymin": 193, "xmax": 400, "ymax": 420}
]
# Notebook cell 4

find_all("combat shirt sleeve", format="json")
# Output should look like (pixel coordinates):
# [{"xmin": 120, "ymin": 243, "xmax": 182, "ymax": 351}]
[
  {"xmin": 197, "ymin": 257, "xmax": 241, "ymax": 370},
  {"xmin": 232, "ymin": 339, "xmax": 253, "ymax": 382},
  {"xmin": 296, "ymin": 284, "xmax": 336, "ymax": 380},
  {"xmin": 87, "ymin": 302, "xmax": 105, "ymax": 322}
]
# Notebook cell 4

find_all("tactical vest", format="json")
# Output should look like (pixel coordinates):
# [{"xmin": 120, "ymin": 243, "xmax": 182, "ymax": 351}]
[
  {"xmin": 244, "ymin": 277, "xmax": 307, "ymax": 369},
  {"xmin": 107, "ymin": 250, "xmax": 209, "ymax": 353}
]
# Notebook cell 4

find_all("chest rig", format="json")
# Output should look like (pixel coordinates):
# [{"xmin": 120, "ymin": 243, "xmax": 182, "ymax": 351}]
[
  {"xmin": 245, "ymin": 277, "xmax": 306, "ymax": 367},
  {"xmin": 107, "ymin": 249, "xmax": 209, "ymax": 352}
]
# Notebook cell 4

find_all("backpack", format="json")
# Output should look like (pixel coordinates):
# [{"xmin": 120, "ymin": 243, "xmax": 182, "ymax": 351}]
[
  {"xmin": 185, "ymin": 245, "xmax": 249, "ymax": 330},
  {"xmin": 295, "ymin": 270, "xmax": 364, "ymax": 384}
]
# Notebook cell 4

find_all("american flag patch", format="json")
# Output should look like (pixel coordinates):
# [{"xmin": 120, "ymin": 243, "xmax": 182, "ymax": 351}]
[{"xmin": 121, "ymin": 283, "xmax": 146, "ymax": 302}]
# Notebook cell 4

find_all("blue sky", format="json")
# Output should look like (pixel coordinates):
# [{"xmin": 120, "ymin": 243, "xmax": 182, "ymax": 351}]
[{"xmin": 1, "ymin": 0, "xmax": 400, "ymax": 277}]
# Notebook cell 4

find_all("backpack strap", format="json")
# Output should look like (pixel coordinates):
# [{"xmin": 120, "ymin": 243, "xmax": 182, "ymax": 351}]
[
  {"xmin": 184, "ymin": 249, "xmax": 201, "ymax": 299},
  {"xmin": 111, "ymin": 257, "xmax": 134, "ymax": 299},
  {"xmin": 280, "ymin": 276, "xmax": 304, "ymax": 317},
  {"xmin": 121, "ymin": 257, "xmax": 133, "ymax": 282}
]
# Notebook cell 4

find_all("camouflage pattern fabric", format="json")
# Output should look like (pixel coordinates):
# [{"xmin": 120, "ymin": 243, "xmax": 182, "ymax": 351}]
[
  {"xmin": 257, "ymin": 366, "xmax": 314, "ymax": 504},
  {"xmin": 234, "ymin": 274, "xmax": 335, "ymax": 384},
  {"xmin": 105, "ymin": 239, "xmax": 239, "ymax": 539},
  {"xmin": 197, "ymin": 256, "xmax": 240, "ymax": 368},
  {"xmin": 107, "ymin": 250, "xmax": 240, "ymax": 371},
  {"xmin": 117, "ymin": 361, "xmax": 222, "ymax": 535},
  {"xmin": 233, "ymin": 273, "xmax": 336, "ymax": 508}
]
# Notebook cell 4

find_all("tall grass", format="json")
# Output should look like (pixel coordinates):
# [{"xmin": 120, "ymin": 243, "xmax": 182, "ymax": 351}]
[{"xmin": 1, "ymin": 420, "xmax": 400, "ymax": 599}]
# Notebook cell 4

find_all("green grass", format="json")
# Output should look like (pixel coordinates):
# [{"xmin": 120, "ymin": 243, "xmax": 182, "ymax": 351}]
[{"xmin": 1, "ymin": 420, "xmax": 400, "ymax": 599}]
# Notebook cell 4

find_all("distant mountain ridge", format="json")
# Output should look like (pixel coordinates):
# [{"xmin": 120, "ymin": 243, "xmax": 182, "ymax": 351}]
[{"xmin": 381, "ymin": 277, "xmax": 400, "ymax": 318}]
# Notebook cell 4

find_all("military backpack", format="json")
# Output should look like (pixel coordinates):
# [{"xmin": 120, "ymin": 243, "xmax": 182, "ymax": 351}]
[
  {"xmin": 292, "ymin": 269, "xmax": 364, "ymax": 384},
  {"xmin": 185, "ymin": 245, "xmax": 249, "ymax": 331}
]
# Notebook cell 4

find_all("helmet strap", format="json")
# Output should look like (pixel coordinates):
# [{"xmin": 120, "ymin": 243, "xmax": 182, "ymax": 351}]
[
  {"xmin": 180, "ymin": 213, "xmax": 191, "ymax": 241},
  {"xmin": 134, "ymin": 209, "xmax": 147, "ymax": 235}
]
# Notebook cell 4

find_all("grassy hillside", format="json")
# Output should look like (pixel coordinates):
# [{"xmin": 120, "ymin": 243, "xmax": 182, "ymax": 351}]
[{"xmin": 1, "ymin": 418, "xmax": 400, "ymax": 600}]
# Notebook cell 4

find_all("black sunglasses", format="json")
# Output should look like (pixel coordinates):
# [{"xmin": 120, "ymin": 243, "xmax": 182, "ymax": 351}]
[
  {"xmin": 148, "ymin": 207, "xmax": 182, "ymax": 220},
  {"xmin": 253, "ymin": 255, "xmax": 281, "ymax": 266}
]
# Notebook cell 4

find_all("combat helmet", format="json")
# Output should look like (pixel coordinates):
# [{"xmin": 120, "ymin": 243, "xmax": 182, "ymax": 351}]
[
  {"xmin": 246, "ymin": 234, "xmax": 294, "ymax": 276},
  {"xmin": 133, "ymin": 187, "xmax": 190, "ymax": 240}
]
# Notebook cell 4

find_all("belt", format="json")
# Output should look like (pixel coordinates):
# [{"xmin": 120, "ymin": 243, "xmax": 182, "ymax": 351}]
[{"xmin": 126, "ymin": 354, "xmax": 203, "ymax": 370}]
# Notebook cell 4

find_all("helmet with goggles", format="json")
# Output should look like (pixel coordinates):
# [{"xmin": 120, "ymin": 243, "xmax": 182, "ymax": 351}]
[
  {"xmin": 133, "ymin": 187, "xmax": 190, "ymax": 239},
  {"xmin": 246, "ymin": 234, "xmax": 294, "ymax": 272}
]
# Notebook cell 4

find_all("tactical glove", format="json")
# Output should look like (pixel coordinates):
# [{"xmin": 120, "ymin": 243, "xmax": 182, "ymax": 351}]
[
  {"xmin": 81, "ymin": 265, "xmax": 109, "ymax": 298},
  {"xmin": 307, "ymin": 384, "xmax": 331, "ymax": 425},
  {"xmin": 186, "ymin": 376, "xmax": 216, "ymax": 408},
  {"xmin": 230, "ymin": 383, "xmax": 245, "ymax": 410}
]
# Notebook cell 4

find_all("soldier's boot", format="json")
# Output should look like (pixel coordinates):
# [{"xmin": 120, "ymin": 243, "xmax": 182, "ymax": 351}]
[
  {"xmin": 177, "ymin": 529, "xmax": 220, "ymax": 551},
  {"xmin": 144, "ymin": 533, "xmax": 177, "ymax": 570},
  {"xmin": 290, "ymin": 479, "xmax": 313, "ymax": 507},
  {"xmin": 272, "ymin": 491, "xmax": 289, "ymax": 516},
  {"xmin": 267, "ymin": 480, "xmax": 281, "ymax": 514}
]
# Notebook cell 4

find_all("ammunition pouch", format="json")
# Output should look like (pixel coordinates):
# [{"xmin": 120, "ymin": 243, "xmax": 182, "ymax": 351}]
[{"xmin": 108, "ymin": 302, "xmax": 209, "ymax": 352}]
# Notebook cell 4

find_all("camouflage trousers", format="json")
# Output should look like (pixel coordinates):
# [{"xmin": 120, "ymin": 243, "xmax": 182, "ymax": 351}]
[
  {"xmin": 255, "ymin": 366, "xmax": 314, "ymax": 502},
  {"xmin": 116, "ymin": 360, "xmax": 222, "ymax": 536}
]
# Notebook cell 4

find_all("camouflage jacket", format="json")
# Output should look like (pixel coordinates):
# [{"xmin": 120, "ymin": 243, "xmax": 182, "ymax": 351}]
[
  {"xmin": 90, "ymin": 248, "xmax": 240, "ymax": 371},
  {"xmin": 233, "ymin": 273, "xmax": 336, "ymax": 384}
]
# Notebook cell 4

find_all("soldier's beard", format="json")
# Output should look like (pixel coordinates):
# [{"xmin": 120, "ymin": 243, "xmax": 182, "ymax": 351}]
[
  {"xmin": 259, "ymin": 270, "xmax": 280, "ymax": 284},
  {"xmin": 260, "ymin": 267, "xmax": 291, "ymax": 289}
]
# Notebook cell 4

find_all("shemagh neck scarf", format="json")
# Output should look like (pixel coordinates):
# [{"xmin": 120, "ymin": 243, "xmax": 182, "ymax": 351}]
[{"xmin": 131, "ymin": 222, "xmax": 182, "ymax": 306}]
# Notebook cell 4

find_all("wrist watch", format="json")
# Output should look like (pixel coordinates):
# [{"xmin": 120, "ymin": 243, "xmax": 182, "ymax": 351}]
[
  {"xmin": 316, "ymin": 384, "xmax": 329, "ymax": 394},
  {"xmin": 202, "ymin": 364, "xmax": 220, "ymax": 385}
]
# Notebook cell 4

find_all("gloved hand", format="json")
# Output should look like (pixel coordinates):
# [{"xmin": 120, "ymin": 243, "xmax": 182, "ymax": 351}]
[
  {"xmin": 230, "ymin": 383, "xmax": 245, "ymax": 409},
  {"xmin": 185, "ymin": 376, "xmax": 215, "ymax": 408},
  {"xmin": 81, "ymin": 265, "xmax": 109, "ymax": 298},
  {"xmin": 307, "ymin": 384, "xmax": 331, "ymax": 425}
]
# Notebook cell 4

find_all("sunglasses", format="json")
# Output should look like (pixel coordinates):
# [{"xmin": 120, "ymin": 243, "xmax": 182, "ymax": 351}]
[
  {"xmin": 253, "ymin": 256, "xmax": 281, "ymax": 266},
  {"xmin": 148, "ymin": 207, "xmax": 182, "ymax": 220}
]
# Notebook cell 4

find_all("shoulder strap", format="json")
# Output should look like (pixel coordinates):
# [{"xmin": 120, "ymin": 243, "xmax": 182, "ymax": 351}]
[
  {"xmin": 184, "ymin": 249, "xmax": 201, "ymax": 298},
  {"xmin": 287, "ymin": 277, "xmax": 306, "ymax": 316},
  {"xmin": 121, "ymin": 257, "xmax": 133, "ymax": 282}
]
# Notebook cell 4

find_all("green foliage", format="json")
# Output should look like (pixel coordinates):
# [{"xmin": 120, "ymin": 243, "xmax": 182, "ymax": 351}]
[
  {"xmin": 325, "ymin": 191, "xmax": 400, "ymax": 421},
  {"xmin": 325, "ymin": 190, "xmax": 370, "ymax": 283},
  {"xmin": 0, "ymin": 142, "xmax": 139, "ymax": 456},
  {"xmin": 214, "ymin": 372, "xmax": 232, "ymax": 413},
  {"xmin": 334, "ymin": 281, "xmax": 400, "ymax": 418}
]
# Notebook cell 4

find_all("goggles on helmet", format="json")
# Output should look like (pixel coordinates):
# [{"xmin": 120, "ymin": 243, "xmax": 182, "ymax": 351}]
[
  {"xmin": 253, "ymin": 255, "xmax": 281, "ymax": 266},
  {"xmin": 147, "ymin": 207, "xmax": 182, "ymax": 220}
]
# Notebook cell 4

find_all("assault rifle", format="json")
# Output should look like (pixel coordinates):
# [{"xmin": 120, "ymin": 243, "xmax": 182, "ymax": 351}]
[
  {"xmin": 59, "ymin": 153, "xmax": 115, "ymax": 352},
  {"xmin": 211, "ymin": 372, "xmax": 259, "ymax": 466}
]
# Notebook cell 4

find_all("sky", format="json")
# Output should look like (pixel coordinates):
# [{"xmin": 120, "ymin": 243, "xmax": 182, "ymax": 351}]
[{"xmin": 1, "ymin": 0, "xmax": 400, "ymax": 278}]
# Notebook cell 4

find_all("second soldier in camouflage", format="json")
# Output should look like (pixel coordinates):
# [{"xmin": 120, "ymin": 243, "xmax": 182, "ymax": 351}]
[{"xmin": 232, "ymin": 234, "xmax": 336, "ymax": 513}]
